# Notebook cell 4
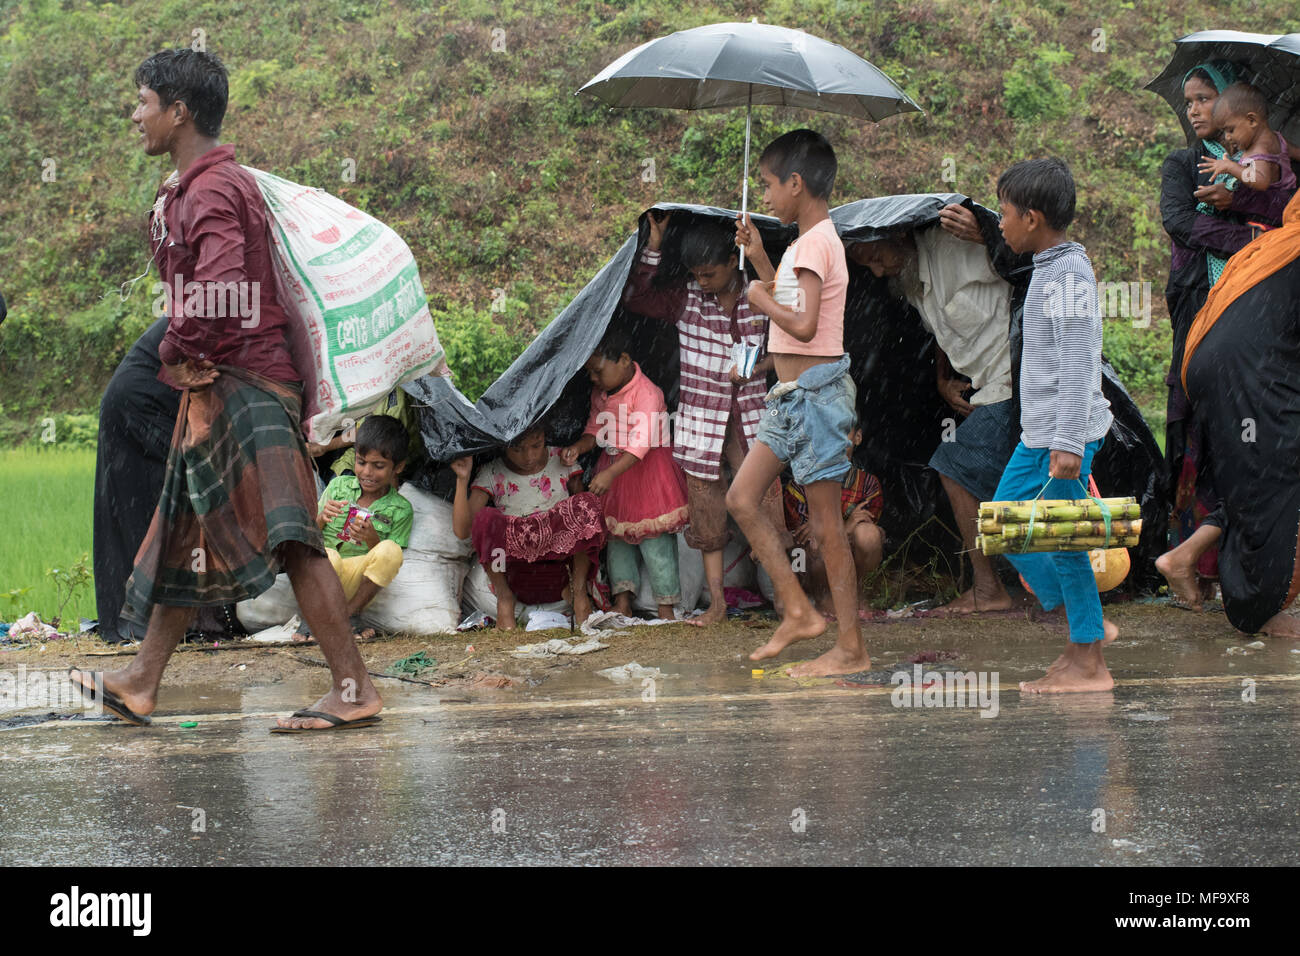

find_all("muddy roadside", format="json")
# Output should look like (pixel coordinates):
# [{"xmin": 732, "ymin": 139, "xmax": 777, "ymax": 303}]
[{"xmin": 0, "ymin": 599, "xmax": 1267, "ymax": 707}]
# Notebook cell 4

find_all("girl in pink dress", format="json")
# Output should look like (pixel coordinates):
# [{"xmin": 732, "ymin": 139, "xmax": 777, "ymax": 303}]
[{"xmin": 561, "ymin": 328, "xmax": 688, "ymax": 619}]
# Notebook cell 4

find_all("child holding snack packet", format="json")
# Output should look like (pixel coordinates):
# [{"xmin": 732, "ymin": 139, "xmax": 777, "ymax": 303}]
[{"xmin": 295, "ymin": 416, "xmax": 413, "ymax": 642}]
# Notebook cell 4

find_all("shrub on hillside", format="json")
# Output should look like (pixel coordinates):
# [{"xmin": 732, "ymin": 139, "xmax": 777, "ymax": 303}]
[
  {"xmin": 435, "ymin": 302, "xmax": 535, "ymax": 402},
  {"xmin": 1003, "ymin": 44, "xmax": 1075, "ymax": 123}
]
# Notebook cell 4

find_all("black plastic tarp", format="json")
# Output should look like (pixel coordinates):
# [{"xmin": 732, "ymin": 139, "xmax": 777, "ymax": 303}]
[{"xmin": 405, "ymin": 194, "xmax": 1167, "ymax": 591}]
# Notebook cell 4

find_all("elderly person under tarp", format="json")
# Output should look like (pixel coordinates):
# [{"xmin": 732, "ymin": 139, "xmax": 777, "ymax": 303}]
[{"xmin": 403, "ymin": 196, "xmax": 1167, "ymax": 602}]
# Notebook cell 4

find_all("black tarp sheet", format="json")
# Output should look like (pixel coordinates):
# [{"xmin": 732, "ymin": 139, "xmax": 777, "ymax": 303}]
[{"xmin": 405, "ymin": 194, "xmax": 1167, "ymax": 591}]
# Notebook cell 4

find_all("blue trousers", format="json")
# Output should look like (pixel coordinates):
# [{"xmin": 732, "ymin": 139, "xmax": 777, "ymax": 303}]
[{"xmin": 993, "ymin": 440, "xmax": 1105, "ymax": 643}]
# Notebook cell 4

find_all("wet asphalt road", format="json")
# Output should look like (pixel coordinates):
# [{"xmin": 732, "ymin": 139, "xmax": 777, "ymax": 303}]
[{"xmin": 2, "ymin": 626, "xmax": 1298, "ymax": 865}]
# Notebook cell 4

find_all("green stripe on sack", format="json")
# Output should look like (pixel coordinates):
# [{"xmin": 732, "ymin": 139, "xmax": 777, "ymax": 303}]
[{"xmin": 308, "ymin": 222, "xmax": 384, "ymax": 266}]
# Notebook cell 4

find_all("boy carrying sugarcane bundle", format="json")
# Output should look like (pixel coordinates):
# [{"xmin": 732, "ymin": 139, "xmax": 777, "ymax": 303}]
[{"xmin": 991, "ymin": 159, "xmax": 1117, "ymax": 693}]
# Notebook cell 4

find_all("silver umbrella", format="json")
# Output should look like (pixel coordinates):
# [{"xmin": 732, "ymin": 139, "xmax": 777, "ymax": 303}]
[
  {"xmin": 1144, "ymin": 30, "xmax": 1300, "ymax": 144},
  {"xmin": 579, "ymin": 20, "xmax": 920, "ymax": 265}
]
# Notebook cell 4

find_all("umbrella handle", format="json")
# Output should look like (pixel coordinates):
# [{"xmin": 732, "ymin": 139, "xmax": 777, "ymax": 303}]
[{"xmin": 740, "ymin": 92, "xmax": 752, "ymax": 271}]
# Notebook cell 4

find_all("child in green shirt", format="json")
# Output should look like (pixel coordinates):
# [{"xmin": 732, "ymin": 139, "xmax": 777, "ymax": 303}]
[{"xmin": 293, "ymin": 416, "xmax": 413, "ymax": 642}]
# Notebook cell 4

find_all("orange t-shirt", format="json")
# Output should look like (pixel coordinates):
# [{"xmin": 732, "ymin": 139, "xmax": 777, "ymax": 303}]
[{"xmin": 767, "ymin": 217, "xmax": 847, "ymax": 357}]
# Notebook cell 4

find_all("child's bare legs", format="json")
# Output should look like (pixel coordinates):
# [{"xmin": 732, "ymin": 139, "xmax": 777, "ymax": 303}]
[
  {"xmin": 850, "ymin": 520, "xmax": 884, "ymax": 581},
  {"xmin": 788, "ymin": 480, "xmax": 871, "ymax": 677},
  {"xmin": 800, "ymin": 549, "xmax": 835, "ymax": 616},
  {"xmin": 613, "ymin": 590, "xmax": 633, "ymax": 615},
  {"xmin": 692, "ymin": 547, "xmax": 728, "ymax": 626},
  {"xmin": 569, "ymin": 552, "xmax": 594, "ymax": 623},
  {"xmin": 485, "ymin": 567, "xmax": 518, "ymax": 630},
  {"xmin": 1024, "ymin": 637, "xmax": 1115, "ymax": 693},
  {"xmin": 727, "ymin": 442, "xmax": 826, "ymax": 659},
  {"xmin": 935, "ymin": 475, "xmax": 1012, "ymax": 614},
  {"xmin": 344, "ymin": 578, "xmax": 380, "ymax": 640},
  {"xmin": 1156, "ymin": 523, "xmax": 1222, "ymax": 609},
  {"xmin": 293, "ymin": 575, "xmax": 383, "ymax": 643}
]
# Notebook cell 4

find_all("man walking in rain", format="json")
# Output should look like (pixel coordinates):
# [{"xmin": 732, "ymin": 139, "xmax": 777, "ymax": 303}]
[{"xmin": 71, "ymin": 48, "xmax": 381, "ymax": 733}]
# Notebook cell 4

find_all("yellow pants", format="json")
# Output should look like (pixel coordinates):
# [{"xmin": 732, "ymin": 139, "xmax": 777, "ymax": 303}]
[{"xmin": 326, "ymin": 540, "xmax": 404, "ymax": 600}]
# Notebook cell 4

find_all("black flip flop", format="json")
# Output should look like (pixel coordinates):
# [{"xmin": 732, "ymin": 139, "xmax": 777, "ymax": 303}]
[
  {"xmin": 67, "ymin": 668, "xmax": 152, "ymax": 726},
  {"xmin": 270, "ymin": 709, "xmax": 382, "ymax": 734}
]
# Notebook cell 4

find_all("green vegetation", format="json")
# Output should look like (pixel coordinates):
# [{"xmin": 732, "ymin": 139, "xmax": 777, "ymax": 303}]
[
  {"xmin": 0, "ymin": 446, "xmax": 97, "ymax": 628},
  {"xmin": 4, "ymin": 0, "xmax": 1284, "ymax": 441}
]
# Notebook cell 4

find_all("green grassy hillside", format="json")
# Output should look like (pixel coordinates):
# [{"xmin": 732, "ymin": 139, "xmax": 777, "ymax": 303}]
[{"xmin": 1, "ymin": 0, "xmax": 1290, "ymax": 443}]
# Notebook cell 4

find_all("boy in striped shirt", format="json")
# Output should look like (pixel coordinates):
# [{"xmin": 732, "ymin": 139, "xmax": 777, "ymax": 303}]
[
  {"xmin": 623, "ymin": 211, "xmax": 789, "ymax": 625},
  {"xmin": 994, "ymin": 158, "xmax": 1116, "ymax": 693}
]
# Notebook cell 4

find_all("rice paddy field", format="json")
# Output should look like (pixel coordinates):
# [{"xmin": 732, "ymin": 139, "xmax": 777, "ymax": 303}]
[{"xmin": 0, "ymin": 446, "xmax": 97, "ymax": 629}]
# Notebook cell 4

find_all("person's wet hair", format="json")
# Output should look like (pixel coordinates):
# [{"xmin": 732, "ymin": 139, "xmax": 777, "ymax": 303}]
[
  {"xmin": 680, "ymin": 222, "xmax": 737, "ymax": 269},
  {"xmin": 1213, "ymin": 82, "xmax": 1268, "ymax": 122},
  {"xmin": 507, "ymin": 422, "xmax": 546, "ymax": 449},
  {"xmin": 997, "ymin": 157, "xmax": 1076, "ymax": 230},
  {"xmin": 134, "ymin": 48, "xmax": 229, "ymax": 138},
  {"xmin": 759, "ymin": 129, "xmax": 837, "ymax": 200},
  {"xmin": 594, "ymin": 324, "xmax": 632, "ymax": 363},
  {"xmin": 355, "ymin": 415, "xmax": 408, "ymax": 465}
]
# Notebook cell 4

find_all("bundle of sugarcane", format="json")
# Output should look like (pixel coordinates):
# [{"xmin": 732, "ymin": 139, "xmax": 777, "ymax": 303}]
[
  {"xmin": 980, "ymin": 498, "xmax": 1141, "ymax": 524},
  {"xmin": 976, "ymin": 496, "xmax": 1141, "ymax": 555}
]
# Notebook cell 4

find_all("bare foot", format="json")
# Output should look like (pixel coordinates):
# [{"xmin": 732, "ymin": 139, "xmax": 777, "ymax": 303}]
[
  {"xmin": 1156, "ymin": 551, "xmax": 1202, "ymax": 609},
  {"xmin": 291, "ymin": 631, "xmax": 315, "ymax": 644},
  {"xmin": 1259, "ymin": 610, "xmax": 1300, "ymax": 638},
  {"xmin": 69, "ymin": 667, "xmax": 158, "ymax": 718},
  {"xmin": 1021, "ymin": 642, "xmax": 1113, "ymax": 693},
  {"xmin": 274, "ymin": 683, "xmax": 383, "ymax": 730},
  {"xmin": 355, "ymin": 627, "xmax": 376, "ymax": 641},
  {"xmin": 788, "ymin": 643, "xmax": 872, "ymax": 678},
  {"xmin": 613, "ymin": 593, "xmax": 633, "ymax": 617},
  {"xmin": 573, "ymin": 590, "xmax": 594, "ymax": 625},
  {"xmin": 657, "ymin": 603, "xmax": 677, "ymax": 621},
  {"xmin": 749, "ymin": 606, "xmax": 827, "ymax": 661},
  {"xmin": 689, "ymin": 602, "xmax": 727, "ymax": 627},
  {"xmin": 1046, "ymin": 619, "xmax": 1118, "ymax": 673},
  {"xmin": 929, "ymin": 586, "xmax": 1013, "ymax": 616}
]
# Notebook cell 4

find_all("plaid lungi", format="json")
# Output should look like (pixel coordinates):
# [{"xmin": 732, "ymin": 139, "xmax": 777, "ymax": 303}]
[{"xmin": 121, "ymin": 367, "xmax": 324, "ymax": 623}]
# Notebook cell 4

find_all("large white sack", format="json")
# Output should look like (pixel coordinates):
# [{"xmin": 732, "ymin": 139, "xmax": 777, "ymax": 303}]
[
  {"xmin": 236, "ymin": 573, "xmax": 299, "ymax": 631},
  {"xmin": 358, "ymin": 552, "xmax": 463, "ymax": 635},
  {"xmin": 362, "ymin": 487, "xmax": 469, "ymax": 635},
  {"xmin": 245, "ymin": 166, "xmax": 451, "ymax": 443},
  {"xmin": 402, "ymin": 486, "xmax": 472, "ymax": 560}
]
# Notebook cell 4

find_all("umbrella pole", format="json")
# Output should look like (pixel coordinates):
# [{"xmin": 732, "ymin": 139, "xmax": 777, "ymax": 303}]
[{"xmin": 740, "ymin": 88, "xmax": 752, "ymax": 271}]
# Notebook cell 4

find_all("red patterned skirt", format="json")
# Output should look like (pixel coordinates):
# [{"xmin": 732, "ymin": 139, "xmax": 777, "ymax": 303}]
[{"xmin": 470, "ymin": 492, "xmax": 606, "ymax": 604}]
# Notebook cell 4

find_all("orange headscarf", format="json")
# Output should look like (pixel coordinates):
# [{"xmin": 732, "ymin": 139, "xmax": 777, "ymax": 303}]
[{"xmin": 1182, "ymin": 190, "xmax": 1300, "ymax": 391}]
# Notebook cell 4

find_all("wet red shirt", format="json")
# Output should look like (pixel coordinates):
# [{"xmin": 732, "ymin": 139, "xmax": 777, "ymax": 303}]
[{"xmin": 152, "ymin": 145, "xmax": 304, "ymax": 385}]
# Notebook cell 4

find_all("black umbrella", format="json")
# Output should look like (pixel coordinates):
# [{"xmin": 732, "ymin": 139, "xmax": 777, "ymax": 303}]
[
  {"xmin": 579, "ymin": 20, "xmax": 920, "ymax": 265},
  {"xmin": 1144, "ymin": 30, "xmax": 1300, "ymax": 144}
]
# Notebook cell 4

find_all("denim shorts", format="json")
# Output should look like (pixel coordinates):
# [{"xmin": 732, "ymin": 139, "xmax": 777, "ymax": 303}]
[{"xmin": 755, "ymin": 353, "xmax": 857, "ymax": 485}]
